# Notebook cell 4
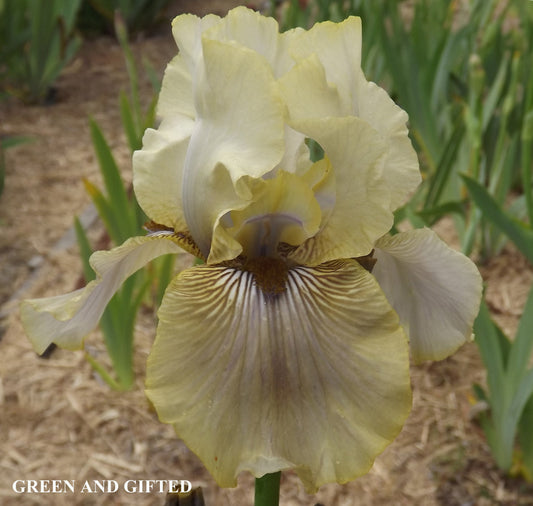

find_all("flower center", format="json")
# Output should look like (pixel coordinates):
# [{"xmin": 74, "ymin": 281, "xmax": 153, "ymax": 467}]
[{"xmin": 242, "ymin": 256, "xmax": 289, "ymax": 296}]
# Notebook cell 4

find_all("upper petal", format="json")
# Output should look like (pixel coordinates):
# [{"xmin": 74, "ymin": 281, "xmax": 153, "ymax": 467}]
[
  {"xmin": 202, "ymin": 6, "xmax": 297, "ymax": 77},
  {"xmin": 145, "ymin": 259, "xmax": 411, "ymax": 492},
  {"xmin": 288, "ymin": 117, "xmax": 392, "ymax": 265},
  {"xmin": 284, "ymin": 16, "xmax": 421, "ymax": 211},
  {"xmin": 20, "ymin": 236, "xmax": 183, "ymax": 354},
  {"xmin": 373, "ymin": 228, "xmax": 483, "ymax": 363},
  {"xmin": 133, "ymin": 114, "xmax": 194, "ymax": 230},
  {"xmin": 288, "ymin": 16, "xmax": 363, "ymax": 113},
  {"xmin": 182, "ymin": 37, "xmax": 286, "ymax": 258}
]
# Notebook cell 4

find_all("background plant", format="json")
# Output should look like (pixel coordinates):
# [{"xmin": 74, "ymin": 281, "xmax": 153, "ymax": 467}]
[
  {"xmin": 0, "ymin": 0, "xmax": 82, "ymax": 104},
  {"xmin": 75, "ymin": 13, "xmax": 175, "ymax": 390},
  {"xmin": 77, "ymin": 0, "xmax": 173, "ymax": 35},
  {"xmin": 465, "ymin": 171, "xmax": 533, "ymax": 480}
]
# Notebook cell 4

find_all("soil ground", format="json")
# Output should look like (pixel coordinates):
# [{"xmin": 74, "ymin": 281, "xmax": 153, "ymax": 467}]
[{"xmin": 1, "ymin": 1, "xmax": 533, "ymax": 505}]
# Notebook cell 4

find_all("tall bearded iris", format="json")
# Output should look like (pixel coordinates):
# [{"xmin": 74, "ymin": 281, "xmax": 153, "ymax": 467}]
[{"xmin": 21, "ymin": 7, "xmax": 482, "ymax": 493}]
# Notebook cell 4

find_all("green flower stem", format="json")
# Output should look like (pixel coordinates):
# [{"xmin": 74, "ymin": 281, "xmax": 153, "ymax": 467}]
[{"xmin": 254, "ymin": 472, "xmax": 281, "ymax": 506}]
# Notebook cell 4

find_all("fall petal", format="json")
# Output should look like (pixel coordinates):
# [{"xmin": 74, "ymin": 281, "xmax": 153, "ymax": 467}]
[
  {"xmin": 20, "ymin": 236, "xmax": 183, "ymax": 354},
  {"xmin": 373, "ymin": 228, "xmax": 483, "ymax": 363},
  {"xmin": 146, "ymin": 260, "xmax": 411, "ymax": 492}
]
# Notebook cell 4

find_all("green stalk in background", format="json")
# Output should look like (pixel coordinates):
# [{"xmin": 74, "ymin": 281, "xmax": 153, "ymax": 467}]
[{"xmin": 73, "ymin": 15, "xmax": 174, "ymax": 389}]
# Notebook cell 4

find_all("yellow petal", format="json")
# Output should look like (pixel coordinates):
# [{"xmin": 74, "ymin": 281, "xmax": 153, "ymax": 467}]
[
  {"xmin": 20, "ymin": 236, "xmax": 183, "ymax": 354},
  {"xmin": 170, "ymin": 13, "xmax": 221, "ymax": 75},
  {"xmin": 203, "ymin": 6, "xmax": 295, "ymax": 77},
  {"xmin": 288, "ymin": 16, "xmax": 363, "ymax": 113},
  {"xmin": 146, "ymin": 259, "xmax": 411, "ymax": 492},
  {"xmin": 182, "ymin": 37, "xmax": 285, "ymax": 258},
  {"xmin": 374, "ymin": 228, "xmax": 483, "ymax": 363},
  {"xmin": 289, "ymin": 117, "xmax": 392, "ymax": 265},
  {"xmin": 285, "ymin": 15, "xmax": 421, "ymax": 210},
  {"xmin": 355, "ymin": 80, "xmax": 421, "ymax": 210},
  {"xmin": 133, "ymin": 115, "xmax": 193, "ymax": 231},
  {"xmin": 225, "ymin": 170, "xmax": 322, "ymax": 258}
]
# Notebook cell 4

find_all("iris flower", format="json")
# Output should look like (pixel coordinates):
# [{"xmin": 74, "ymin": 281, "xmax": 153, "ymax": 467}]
[{"xmin": 21, "ymin": 7, "xmax": 482, "ymax": 493}]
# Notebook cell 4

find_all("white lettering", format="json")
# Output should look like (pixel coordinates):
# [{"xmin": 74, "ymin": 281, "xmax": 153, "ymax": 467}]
[
  {"xmin": 12, "ymin": 480, "xmax": 25, "ymax": 493},
  {"xmin": 63, "ymin": 480, "xmax": 76, "ymax": 493},
  {"xmin": 124, "ymin": 480, "xmax": 136, "ymax": 493},
  {"xmin": 27, "ymin": 481, "xmax": 39, "ymax": 493},
  {"xmin": 80, "ymin": 481, "xmax": 93, "ymax": 493}
]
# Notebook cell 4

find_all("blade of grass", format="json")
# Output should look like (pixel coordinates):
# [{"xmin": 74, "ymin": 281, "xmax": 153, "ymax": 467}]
[{"xmin": 462, "ymin": 175, "xmax": 533, "ymax": 263}]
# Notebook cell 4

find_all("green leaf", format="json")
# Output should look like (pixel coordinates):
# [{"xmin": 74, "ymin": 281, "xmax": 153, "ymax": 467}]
[
  {"xmin": 518, "ymin": 393, "xmax": 533, "ymax": 480},
  {"xmin": 89, "ymin": 118, "xmax": 137, "ymax": 240},
  {"xmin": 506, "ymin": 286, "xmax": 533, "ymax": 391},
  {"xmin": 474, "ymin": 299, "xmax": 506, "ymax": 408},
  {"xmin": 73, "ymin": 216, "xmax": 95, "ymax": 283},
  {"xmin": 462, "ymin": 175, "xmax": 533, "ymax": 264},
  {"xmin": 119, "ymin": 91, "xmax": 141, "ymax": 152}
]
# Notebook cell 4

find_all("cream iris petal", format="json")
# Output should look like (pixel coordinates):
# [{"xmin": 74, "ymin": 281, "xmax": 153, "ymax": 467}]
[
  {"xmin": 289, "ymin": 117, "xmax": 392, "ymax": 265},
  {"xmin": 182, "ymin": 37, "xmax": 285, "ymax": 259},
  {"xmin": 288, "ymin": 16, "xmax": 363, "ymax": 113},
  {"xmin": 373, "ymin": 228, "xmax": 483, "ymax": 363},
  {"xmin": 203, "ymin": 6, "xmax": 295, "ymax": 77},
  {"xmin": 284, "ymin": 16, "xmax": 421, "ymax": 211},
  {"xmin": 20, "ymin": 236, "xmax": 183, "ymax": 354},
  {"xmin": 133, "ymin": 115, "xmax": 194, "ymax": 231},
  {"xmin": 145, "ymin": 260, "xmax": 411, "ymax": 492}
]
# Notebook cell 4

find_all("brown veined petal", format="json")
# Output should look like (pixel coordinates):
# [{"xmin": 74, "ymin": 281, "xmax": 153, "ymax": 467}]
[
  {"xmin": 20, "ymin": 236, "xmax": 184, "ymax": 354},
  {"xmin": 373, "ymin": 228, "xmax": 483, "ymax": 363},
  {"xmin": 145, "ymin": 259, "xmax": 411, "ymax": 492}
]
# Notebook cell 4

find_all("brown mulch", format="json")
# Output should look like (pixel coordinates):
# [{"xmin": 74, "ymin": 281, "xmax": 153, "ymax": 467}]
[{"xmin": 1, "ymin": 1, "xmax": 533, "ymax": 505}]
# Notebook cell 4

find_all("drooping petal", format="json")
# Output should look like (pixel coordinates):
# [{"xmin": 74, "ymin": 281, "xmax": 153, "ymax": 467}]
[
  {"xmin": 288, "ymin": 117, "xmax": 392, "ymax": 265},
  {"xmin": 133, "ymin": 114, "xmax": 194, "ymax": 231},
  {"xmin": 145, "ymin": 259, "xmax": 411, "ymax": 492},
  {"xmin": 373, "ymin": 228, "xmax": 483, "ymax": 363},
  {"xmin": 20, "ymin": 236, "xmax": 184, "ymax": 354},
  {"xmin": 182, "ymin": 37, "xmax": 286, "ymax": 259}
]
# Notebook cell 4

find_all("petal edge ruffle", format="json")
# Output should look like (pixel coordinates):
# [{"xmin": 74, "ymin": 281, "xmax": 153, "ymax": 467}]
[{"xmin": 146, "ymin": 259, "xmax": 411, "ymax": 492}]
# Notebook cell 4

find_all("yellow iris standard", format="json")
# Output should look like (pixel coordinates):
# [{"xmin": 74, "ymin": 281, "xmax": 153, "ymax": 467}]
[{"xmin": 21, "ymin": 7, "xmax": 482, "ymax": 493}]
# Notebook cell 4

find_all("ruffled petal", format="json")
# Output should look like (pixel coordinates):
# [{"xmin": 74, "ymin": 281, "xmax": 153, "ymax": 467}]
[
  {"xmin": 373, "ymin": 228, "xmax": 483, "ymax": 363},
  {"xmin": 170, "ymin": 13, "xmax": 221, "ymax": 77},
  {"xmin": 285, "ymin": 16, "xmax": 420, "ymax": 210},
  {"xmin": 289, "ymin": 117, "xmax": 392, "ymax": 265},
  {"xmin": 145, "ymin": 259, "xmax": 411, "ymax": 492},
  {"xmin": 355, "ymin": 80, "xmax": 421, "ymax": 210},
  {"xmin": 203, "ymin": 6, "xmax": 296, "ymax": 77},
  {"xmin": 133, "ymin": 115, "xmax": 194, "ymax": 231},
  {"xmin": 288, "ymin": 16, "xmax": 363, "ymax": 113},
  {"xmin": 20, "ymin": 236, "xmax": 183, "ymax": 354},
  {"xmin": 182, "ymin": 37, "xmax": 285, "ymax": 258}
]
